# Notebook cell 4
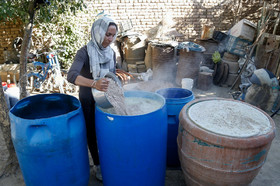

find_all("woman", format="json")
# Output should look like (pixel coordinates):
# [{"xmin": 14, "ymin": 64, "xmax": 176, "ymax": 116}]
[{"xmin": 67, "ymin": 16, "xmax": 118, "ymax": 181}]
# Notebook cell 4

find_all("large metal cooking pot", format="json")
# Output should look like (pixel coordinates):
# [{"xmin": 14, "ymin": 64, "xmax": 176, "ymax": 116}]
[{"xmin": 92, "ymin": 72, "xmax": 122, "ymax": 109}]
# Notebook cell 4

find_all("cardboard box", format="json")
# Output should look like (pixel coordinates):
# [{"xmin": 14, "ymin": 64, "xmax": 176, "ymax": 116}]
[{"xmin": 230, "ymin": 19, "xmax": 256, "ymax": 42}]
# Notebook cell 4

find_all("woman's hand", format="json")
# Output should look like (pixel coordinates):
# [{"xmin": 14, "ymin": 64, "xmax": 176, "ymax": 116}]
[
  {"xmin": 74, "ymin": 75, "xmax": 109, "ymax": 91},
  {"xmin": 95, "ymin": 78, "xmax": 109, "ymax": 92}
]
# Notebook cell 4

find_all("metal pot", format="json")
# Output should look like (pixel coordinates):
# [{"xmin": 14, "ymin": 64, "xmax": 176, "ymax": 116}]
[{"xmin": 92, "ymin": 72, "xmax": 122, "ymax": 108}]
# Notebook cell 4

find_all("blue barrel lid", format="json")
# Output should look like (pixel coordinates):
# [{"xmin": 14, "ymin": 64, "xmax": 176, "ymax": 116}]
[{"xmin": 156, "ymin": 88, "xmax": 194, "ymax": 104}]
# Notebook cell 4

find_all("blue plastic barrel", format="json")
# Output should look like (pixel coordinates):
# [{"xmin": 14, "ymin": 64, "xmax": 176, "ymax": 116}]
[
  {"xmin": 95, "ymin": 91, "xmax": 167, "ymax": 186},
  {"xmin": 156, "ymin": 88, "xmax": 194, "ymax": 166},
  {"xmin": 9, "ymin": 93, "xmax": 90, "ymax": 186},
  {"xmin": 5, "ymin": 87, "xmax": 20, "ymax": 109}
]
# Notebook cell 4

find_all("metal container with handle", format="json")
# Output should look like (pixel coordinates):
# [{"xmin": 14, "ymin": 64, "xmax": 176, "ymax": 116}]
[{"xmin": 91, "ymin": 72, "xmax": 122, "ymax": 108}]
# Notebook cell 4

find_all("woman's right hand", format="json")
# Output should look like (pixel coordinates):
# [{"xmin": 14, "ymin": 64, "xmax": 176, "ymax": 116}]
[
  {"xmin": 95, "ymin": 78, "xmax": 109, "ymax": 92},
  {"xmin": 74, "ymin": 75, "xmax": 109, "ymax": 91}
]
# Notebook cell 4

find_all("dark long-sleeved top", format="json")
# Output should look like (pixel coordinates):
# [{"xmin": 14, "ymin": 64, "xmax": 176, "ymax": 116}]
[
  {"xmin": 67, "ymin": 45, "xmax": 116, "ymax": 101},
  {"xmin": 67, "ymin": 45, "xmax": 93, "ymax": 100}
]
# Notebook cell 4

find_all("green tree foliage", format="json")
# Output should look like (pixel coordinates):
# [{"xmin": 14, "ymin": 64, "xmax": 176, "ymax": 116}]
[
  {"xmin": 0, "ymin": 0, "xmax": 90, "ymax": 68},
  {"xmin": 36, "ymin": 10, "xmax": 93, "ymax": 68},
  {"xmin": 0, "ymin": 0, "xmax": 87, "ymax": 99},
  {"xmin": 0, "ymin": 0, "xmax": 87, "ymax": 24}
]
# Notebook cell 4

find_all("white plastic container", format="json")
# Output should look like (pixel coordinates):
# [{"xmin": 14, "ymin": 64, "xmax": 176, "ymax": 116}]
[{"xmin": 181, "ymin": 78, "xmax": 193, "ymax": 91}]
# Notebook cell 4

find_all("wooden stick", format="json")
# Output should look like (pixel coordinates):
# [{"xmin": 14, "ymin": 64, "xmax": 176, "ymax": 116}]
[
  {"xmin": 229, "ymin": 9, "xmax": 272, "ymax": 90},
  {"xmin": 230, "ymin": 27, "xmax": 268, "ymax": 90},
  {"xmin": 229, "ymin": 44, "xmax": 256, "ymax": 90},
  {"xmin": 274, "ymin": 50, "xmax": 280, "ymax": 78},
  {"xmin": 273, "ymin": 16, "xmax": 279, "ymax": 35},
  {"xmin": 265, "ymin": 49, "xmax": 275, "ymax": 70}
]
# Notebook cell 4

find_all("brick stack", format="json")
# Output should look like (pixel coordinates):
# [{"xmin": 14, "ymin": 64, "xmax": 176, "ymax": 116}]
[{"xmin": 0, "ymin": 20, "xmax": 23, "ymax": 64}]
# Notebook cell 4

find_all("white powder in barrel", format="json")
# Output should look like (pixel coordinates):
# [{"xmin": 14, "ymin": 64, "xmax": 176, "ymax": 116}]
[
  {"xmin": 105, "ymin": 78, "xmax": 128, "ymax": 115},
  {"xmin": 104, "ymin": 78, "xmax": 162, "ymax": 116},
  {"xmin": 125, "ymin": 97, "xmax": 162, "ymax": 115},
  {"xmin": 188, "ymin": 100, "xmax": 272, "ymax": 137},
  {"xmin": 101, "ymin": 97, "xmax": 162, "ymax": 116}
]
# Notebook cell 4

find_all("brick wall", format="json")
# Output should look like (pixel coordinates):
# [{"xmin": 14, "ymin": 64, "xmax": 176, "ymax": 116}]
[
  {"xmin": 0, "ymin": 0, "xmax": 276, "ymax": 64},
  {"xmin": 0, "ymin": 20, "xmax": 23, "ymax": 64},
  {"xmin": 85, "ymin": 0, "xmax": 264, "ymax": 40}
]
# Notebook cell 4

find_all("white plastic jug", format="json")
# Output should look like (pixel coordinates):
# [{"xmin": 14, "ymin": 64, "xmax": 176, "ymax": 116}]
[{"xmin": 181, "ymin": 78, "xmax": 193, "ymax": 91}]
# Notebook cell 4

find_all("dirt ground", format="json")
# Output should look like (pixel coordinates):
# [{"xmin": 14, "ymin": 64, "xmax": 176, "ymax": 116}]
[{"xmin": 0, "ymin": 84, "xmax": 279, "ymax": 186}]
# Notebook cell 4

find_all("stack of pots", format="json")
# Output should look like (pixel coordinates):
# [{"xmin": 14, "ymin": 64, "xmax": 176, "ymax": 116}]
[{"xmin": 221, "ymin": 52, "xmax": 240, "ymax": 87}]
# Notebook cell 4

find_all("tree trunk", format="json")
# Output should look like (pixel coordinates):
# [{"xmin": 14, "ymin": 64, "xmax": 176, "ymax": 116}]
[
  {"xmin": 0, "ymin": 1, "xmax": 37, "ymax": 178},
  {"xmin": 0, "ymin": 78, "xmax": 19, "ymax": 178},
  {"xmin": 19, "ymin": 2, "xmax": 36, "ymax": 99}
]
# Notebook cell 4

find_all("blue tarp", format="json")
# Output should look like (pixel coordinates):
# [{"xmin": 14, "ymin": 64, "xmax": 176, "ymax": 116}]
[{"xmin": 177, "ymin": 42, "xmax": 206, "ymax": 52}]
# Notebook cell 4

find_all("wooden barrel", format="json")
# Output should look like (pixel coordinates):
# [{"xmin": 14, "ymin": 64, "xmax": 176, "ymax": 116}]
[
  {"xmin": 151, "ymin": 44, "xmax": 176, "ymax": 82},
  {"xmin": 175, "ymin": 49, "xmax": 203, "ymax": 86},
  {"xmin": 121, "ymin": 36, "xmax": 147, "ymax": 64},
  {"xmin": 178, "ymin": 98, "xmax": 276, "ymax": 186},
  {"xmin": 144, "ymin": 42, "xmax": 153, "ymax": 70}
]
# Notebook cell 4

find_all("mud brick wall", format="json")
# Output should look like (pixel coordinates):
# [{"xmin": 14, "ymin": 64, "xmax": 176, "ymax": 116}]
[
  {"xmin": 85, "ymin": 0, "xmax": 264, "ymax": 40},
  {"xmin": 0, "ymin": 20, "xmax": 23, "ymax": 64},
  {"xmin": 0, "ymin": 0, "xmax": 275, "ymax": 64}
]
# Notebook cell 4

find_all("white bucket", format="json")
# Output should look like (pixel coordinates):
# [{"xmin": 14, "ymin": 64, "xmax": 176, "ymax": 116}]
[{"xmin": 181, "ymin": 78, "xmax": 194, "ymax": 91}]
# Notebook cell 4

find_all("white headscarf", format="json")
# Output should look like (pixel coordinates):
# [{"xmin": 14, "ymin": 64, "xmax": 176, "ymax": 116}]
[{"xmin": 87, "ymin": 16, "xmax": 118, "ymax": 80}]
